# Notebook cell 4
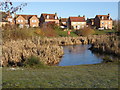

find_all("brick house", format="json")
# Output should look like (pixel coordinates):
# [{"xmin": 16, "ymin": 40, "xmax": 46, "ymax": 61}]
[
  {"xmin": 59, "ymin": 18, "xmax": 68, "ymax": 28},
  {"xmin": 87, "ymin": 18, "xmax": 94, "ymax": 26},
  {"xmin": 86, "ymin": 18, "xmax": 95, "ymax": 28},
  {"xmin": 67, "ymin": 16, "xmax": 86, "ymax": 30},
  {"xmin": 14, "ymin": 14, "xmax": 39, "ymax": 28},
  {"xmin": 94, "ymin": 14, "xmax": 112, "ymax": 29},
  {"xmin": 0, "ymin": 12, "xmax": 14, "ymax": 27},
  {"xmin": 40, "ymin": 13, "xmax": 59, "ymax": 27},
  {"xmin": 59, "ymin": 18, "xmax": 68, "ymax": 26}
]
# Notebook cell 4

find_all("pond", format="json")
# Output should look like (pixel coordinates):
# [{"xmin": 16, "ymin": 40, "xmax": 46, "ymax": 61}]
[{"xmin": 58, "ymin": 44, "xmax": 103, "ymax": 66}]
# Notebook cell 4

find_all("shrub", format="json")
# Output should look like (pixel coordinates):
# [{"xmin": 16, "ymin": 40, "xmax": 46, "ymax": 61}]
[
  {"xmin": 24, "ymin": 55, "xmax": 45, "ymax": 68},
  {"xmin": 102, "ymin": 56, "xmax": 113, "ymax": 63},
  {"xmin": 34, "ymin": 28, "xmax": 45, "ymax": 36},
  {"xmin": 41, "ymin": 23, "xmax": 57, "ymax": 37},
  {"xmin": 2, "ymin": 25, "xmax": 34, "ymax": 41},
  {"xmin": 76, "ymin": 27, "xmax": 95, "ymax": 36}
]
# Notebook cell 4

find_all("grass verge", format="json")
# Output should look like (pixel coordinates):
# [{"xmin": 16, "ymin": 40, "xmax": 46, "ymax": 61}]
[{"xmin": 2, "ymin": 63, "xmax": 118, "ymax": 88}]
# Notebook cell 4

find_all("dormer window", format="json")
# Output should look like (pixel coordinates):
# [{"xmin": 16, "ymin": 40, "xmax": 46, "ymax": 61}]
[
  {"xmin": 25, "ymin": 20, "xmax": 28, "ymax": 23},
  {"xmin": 47, "ymin": 15, "xmax": 49, "ymax": 19},
  {"xmin": 102, "ymin": 16, "xmax": 104, "ymax": 20},
  {"xmin": 55, "ymin": 16, "xmax": 57, "ymax": 19}
]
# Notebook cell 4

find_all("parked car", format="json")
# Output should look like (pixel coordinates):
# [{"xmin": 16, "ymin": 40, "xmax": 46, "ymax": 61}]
[{"xmin": 98, "ymin": 28, "xmax": 104, "ymax": 30}]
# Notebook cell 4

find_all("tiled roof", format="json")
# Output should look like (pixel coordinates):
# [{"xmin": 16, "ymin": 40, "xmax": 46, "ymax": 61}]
[
  {"xmin": 69, "ymin": 17, "xmax": 85, "ymax": 22},
  {"xmin": 96, "ymin": 15, "xmax": 112, "ymax": 20},
  {"xmin": 16, "ymin": 14, "xmax": 38, "ymax": 20},
  {"xmin": 41, "ymin": 13, "xmax": 58, "ymax": 19},
  {"xmin": 60, "ymin": 18, "xmax": 68, "ymax": 22}
]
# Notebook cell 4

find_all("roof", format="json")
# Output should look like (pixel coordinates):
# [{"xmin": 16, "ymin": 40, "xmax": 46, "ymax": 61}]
[
  {"xmin": 69, "ymin": 17, "xmax": 85, "ymax": 22},
  {"xmin": 87, "ymin": 18, "xmax": 94, "ymax": 22},
  {"xmin": 15, "ymin": 14, "xmax": 38, "ymax": 20},
  {"xmin": 60, "ymin": 18, "xmax": 68, "ymax": 22},
  {"xmin": 96, "ymin": 15, "xmax": 112, "ymax": 20},
  {"xmin": 41, "ymin": 13, "xmax": 58, "ymax": 20}
]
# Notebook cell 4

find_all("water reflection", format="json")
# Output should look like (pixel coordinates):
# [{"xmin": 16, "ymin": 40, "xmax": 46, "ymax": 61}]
[
  {"xmin": 68, "ymin": 45, "xmax": 91, "ymax": 54},
  {"xmin": 58, "ymin": 45, "xmax": 103, "ymax": 66}
]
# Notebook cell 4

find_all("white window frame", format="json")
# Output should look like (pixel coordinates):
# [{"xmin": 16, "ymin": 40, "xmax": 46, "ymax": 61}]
[
  {"xmin": 32, "ymin": 20, "xmax": 36, "ymax": 22},
  {"xmin": 21, "ymin": 20, "xmax": 23, "ymax": 22},
  {"xmin": 47, "ymin": 15, "xmax": 49, "ymax": 19},
  {"xmin": 8, "ymin": 18, "xmax": 12, "ymax": 22},
  {"xmin": 55, "ymin": 16, "xmax": 57, "ymax": 19},
  {"xmin": 18, "ymin": 20, "xmax": 20, "ymax": 22}
]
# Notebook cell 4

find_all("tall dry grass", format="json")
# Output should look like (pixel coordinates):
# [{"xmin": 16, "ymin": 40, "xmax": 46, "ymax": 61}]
[
  {"xmin": 2, "ymin": 24, "xmax": 34, "ymax": 41},
  {"xmin": 76, "ymin": 27, "xmax": 95, "ymax": 36}
]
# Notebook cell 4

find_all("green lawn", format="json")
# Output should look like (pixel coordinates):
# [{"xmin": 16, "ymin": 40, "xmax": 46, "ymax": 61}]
[
  {"xmin": 94, "ymin": 29, "xmax": 117, "ymax": 35},
  {"xmin": 2, "ymin": 63, "xmax": 118, "ymax": 88},
  {"xmin": 56, "ymin": 30, "xmax": 78, "ymax": 37}
]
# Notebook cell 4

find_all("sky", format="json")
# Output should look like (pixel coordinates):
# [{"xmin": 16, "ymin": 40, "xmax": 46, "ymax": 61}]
[{"xmin": 13, "ymin": 2, "xmax": 118, "ymax": 20}]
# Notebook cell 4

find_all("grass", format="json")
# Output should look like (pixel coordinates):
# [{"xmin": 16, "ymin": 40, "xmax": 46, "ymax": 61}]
[
  {"xmin": 56, "ymin": 30, "xmax": 78, "ymax": 37},
  {"xmin": 2, "ymin": 63, "xmax": 118, "ymax": 88},
  {"xmin": 94, "ymin": 29, "xmax": 117, "ymax": 35}
]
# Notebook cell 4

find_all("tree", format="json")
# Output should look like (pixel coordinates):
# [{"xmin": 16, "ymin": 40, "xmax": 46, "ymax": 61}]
[{"xmin": 0, "ymin": 0, "xmax": 27, "ymax": 15}]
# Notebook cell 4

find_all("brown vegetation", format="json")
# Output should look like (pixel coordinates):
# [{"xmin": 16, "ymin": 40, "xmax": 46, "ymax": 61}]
[{"xmin": 76, "ymin": 27, "xmax": 95, "ymax": 36}]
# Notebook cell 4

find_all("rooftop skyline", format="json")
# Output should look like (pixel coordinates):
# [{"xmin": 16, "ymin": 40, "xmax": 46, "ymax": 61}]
[{"xmin": 13, "ymin": 2, "xmax": 118, "ymax": 20}]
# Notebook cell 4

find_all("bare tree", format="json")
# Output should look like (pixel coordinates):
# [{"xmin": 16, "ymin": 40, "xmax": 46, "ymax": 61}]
[{"xmin": 0, "ymin": 0, "xmax": 27, "ymax": 15}]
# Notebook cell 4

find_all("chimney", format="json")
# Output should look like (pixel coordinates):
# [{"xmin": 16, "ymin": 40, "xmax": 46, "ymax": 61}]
[
  {"xmin": 55, "ymin": 12, "xmax": 57, "ymax": 16},
  {"xmin": 14, "ymin": 13, "xmax": 17, "ymax": 18},
  {"xmin": 108, "ymin": 13, "xmax": 110, "ymax": 16},
  {"xmin": 83, "ymin": 15, "xmax": 85, "ymax": 17}
]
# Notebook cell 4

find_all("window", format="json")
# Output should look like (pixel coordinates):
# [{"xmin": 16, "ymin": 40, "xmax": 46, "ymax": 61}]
[
  {"xmin": 102, "ymin": 16, "xmax": 104, "ymax": 20},
  {"xmin": 82, "ymin": 22, "xmax": 84, "ymax": 24},
  {"xmin": 18, "ymin": 20, "xmax": 20, "ymax": 22},
  {"xmin": 77, "ymin": 25, "xmax": 80, "ymax": 29},
  {"xmin": 18, "ymin": 20, "xmax": 23, "ymax": 22},
  {"xmin": 74, "ymin": 26, "xmax": 76, "ymax": 29},
  {"xmin": 101, "ymin": 22, "xmax": 104, "ymax": 24},
  {"xmin": 32, "ymin": 20, "xmax": 36, "ymax": 22},
  {"xmin": 47, "ymin": 15, "xmax": 49, "ymax": 19},
  {"xmin": 8, "ymin": 18, "xmax": 12, "ymax": 22},
  {"xmin": 26, "ymin": 20, "xmax": 28, "ymax": 23},
  {"xmin": 108, "ymin": 22, "xmax": 111, "ymax": 24},
  {"xmin": 72, "ymin": 22, "xmax": 76, "ymax": 25},
  {"xmin": 55, "ymin": 16, "xmax": 57, "ymax": 19}
]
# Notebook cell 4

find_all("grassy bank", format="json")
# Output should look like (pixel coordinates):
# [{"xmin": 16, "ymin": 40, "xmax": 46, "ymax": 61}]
[
  {"xmin": 94, "ymin": 29, "xmax": 116, "ymax": 35},
  {"xmin": 2, "ymin": 63, "xmax": 118, "ymax": 88}
]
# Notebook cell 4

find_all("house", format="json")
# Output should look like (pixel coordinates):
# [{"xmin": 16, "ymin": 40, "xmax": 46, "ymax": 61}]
[
  {"xmin": 67, "ymin": 16, "xmax": 86, "ymax": 30},
  {"xmin": 14, "ymin": 14, "xmax": 39, "ymax": 28},
  {"xmin": 86, "ymin": 18, "xmax": 95, "ymax": 28},
  {"xmin": 87, "ymin": 18, "xmax": 94, "ymax": 26},
  {"xmin": 0, "ymin": 11, "xmax": 14, "ymax": 27},
  {"xmin": 59, "ymin": 18, "xmax": 68, "ymax": 28},
  {"xmin": 40, "ymin": 13, "xmax": 59, "ymax": 27},
  {"xmin": 59, "ymin": 18, "xmax": 68, "ymax": 26},
  {"xmin": 94, "ymin": 14, "xmax": 112, "ymax": 29},
  {"xmin": 0, "ymin": 20, "xmax": 8, "ymax": 27}
]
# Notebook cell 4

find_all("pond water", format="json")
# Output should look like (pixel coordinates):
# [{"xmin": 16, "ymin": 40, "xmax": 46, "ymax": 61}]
[{"xmin": 58, "ymin": 45, "xmax": 103, "ymax": 66}]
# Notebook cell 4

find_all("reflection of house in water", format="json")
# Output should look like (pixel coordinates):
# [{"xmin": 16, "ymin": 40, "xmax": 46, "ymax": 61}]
[{"xmin": 68, "ymin": 45, "xmax": 87, "ymax": 54}]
